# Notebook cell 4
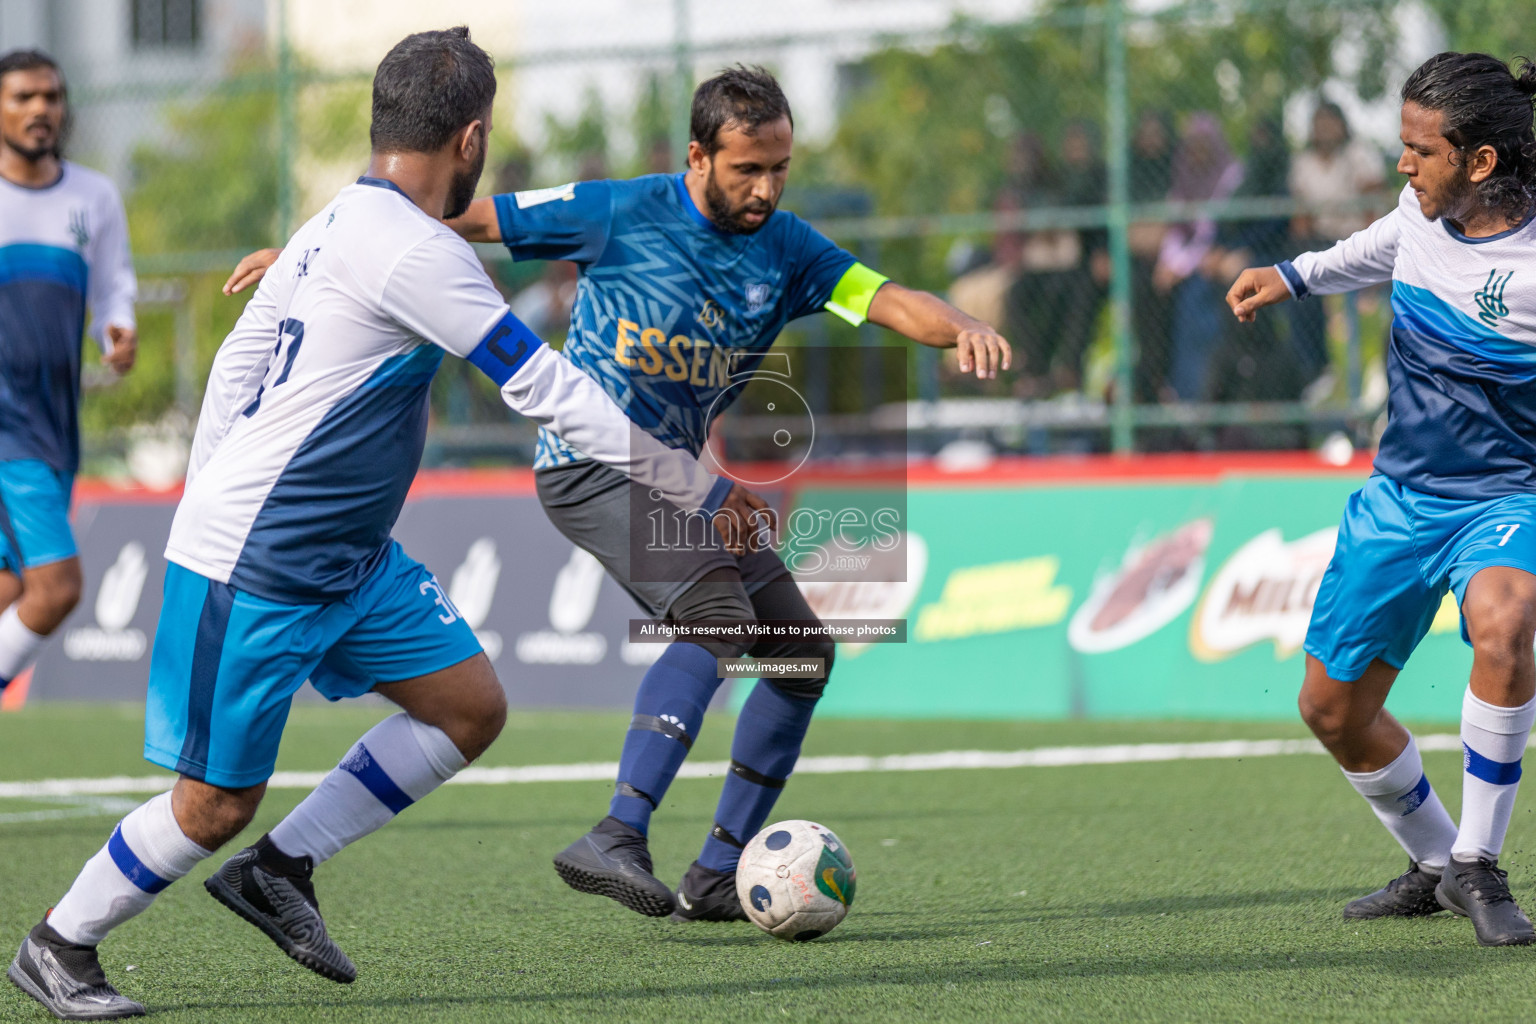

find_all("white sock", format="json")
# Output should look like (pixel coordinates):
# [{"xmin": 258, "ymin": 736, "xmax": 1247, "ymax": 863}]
[
  {"xmin": 268, "ymin": 713, "xmax": 467, "ymax": 864},
  {"xmin": 1342, "ymin": 735, "xmax": 1457, "ymax": 873},
  {"xmin": 1451, "ymin": 689, "xmax": 1536, "ymax": 862},
  {"xmin": 47, "ymin": 792, "xmax": 211, "ymax": 946},
  {"xmin": 0, "ymin": 604, "xmax": 49, "ymax": 683}
]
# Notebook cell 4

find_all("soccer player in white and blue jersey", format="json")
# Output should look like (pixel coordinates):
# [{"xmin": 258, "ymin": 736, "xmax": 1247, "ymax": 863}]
[
  {"xmin": 1228, "ymin": 52, "xmax": 1536, "ymax": 946},
  {"xmin": 0, "ymin": 50, "xmax": 137, "ymax": 695},
  {"xmin": 7, "ymin": 29, "xmax": 759, "ymax": 1019}
]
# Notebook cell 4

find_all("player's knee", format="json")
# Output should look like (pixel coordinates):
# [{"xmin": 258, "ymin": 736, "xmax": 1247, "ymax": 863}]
[
  {"xmin": 669, "ymin": 568, "xmax": 754, "ymax": 660},
  {"xmin": 1464, "ymin": 587, "xmax": 1536, "ymax": 668},
  {"xmin": 1298, "ymin": 687, "xmax": 1350, "ymax": 746},
  {"xmin": 451, "ymin": 676, "xmax": 507, "ymax": 763},
  {"xmin": 766, "ymin": 638, "xmax": 835, "ymax": 700},
  {"xmin": 21, "ymin": 562, "xmax": 82, "ymax": 630},
  {"xmin": 173, "ymin": 779, "xmax": 263, "ymax": 850}
]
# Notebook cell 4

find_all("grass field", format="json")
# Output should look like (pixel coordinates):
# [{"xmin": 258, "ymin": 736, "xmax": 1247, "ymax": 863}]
[{"xmin": 3, "ymin": 704, "xmax": 1536, "ymax": 1023}]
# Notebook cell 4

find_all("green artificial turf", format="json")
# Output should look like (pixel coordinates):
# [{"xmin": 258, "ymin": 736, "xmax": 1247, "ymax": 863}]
[{"xmin": 2, "ymin": 704, "xmax": 1532, "ymax": 1023}]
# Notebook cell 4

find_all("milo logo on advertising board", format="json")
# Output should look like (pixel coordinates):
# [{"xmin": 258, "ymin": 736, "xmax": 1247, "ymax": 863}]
[{"xmin": 1188, "ymin": 527, "xmax": 1337, "ymax": 661}]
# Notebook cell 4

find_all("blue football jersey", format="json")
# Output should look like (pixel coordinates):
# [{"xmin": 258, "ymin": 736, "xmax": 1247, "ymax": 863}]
[{"xmin": 493, "ymin": 174, "xmax": 881, "ymax": 468}]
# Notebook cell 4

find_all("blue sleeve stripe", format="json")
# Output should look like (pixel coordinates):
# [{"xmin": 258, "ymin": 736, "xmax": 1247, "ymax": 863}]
[
  {"xmin": 1464, "ymin": 743, "xmax": 1522, "ymax": 786},
  {"xmin": 702, "ymin": 474, "xmax": 733, "ymax": 514},
  {"xmin": 107, "ymin": 825, "xmax": 172, "ymax": 894},
  {"xmin": 467, "ymin": 312, "xmax": 545, "ymax": 386},
  {"xmin": 1276, "ymin": 260, "xmax": 1309, "ymax": 300},
  {"xmin": 494, "ymin": 194, "xmax": 518, "ymax": 249},
  {"xmin": 343, "ymin": 744, "xmax": 415, "ymax": 814}
]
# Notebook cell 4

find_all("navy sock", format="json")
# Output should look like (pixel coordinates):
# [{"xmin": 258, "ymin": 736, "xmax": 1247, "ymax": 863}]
[
  {"xmin": 609, "ymin": 642, "xmax": 723, "ymax": 833},
  {"xmin": 699, "ymin": 680, "xmax": 818, "ymax": 873}
]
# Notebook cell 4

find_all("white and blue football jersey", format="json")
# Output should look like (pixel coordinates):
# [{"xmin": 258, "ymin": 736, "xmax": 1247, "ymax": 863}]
[
  {"xmin": 0, "ymin": 162, "xmax": 137, "ymax": 474},
  {"xmin": 167, "ymin": 177, "xmax": 729, "ymax": 603},
  {"xmin": 1280, "ymin": 184, "xmax": 1536, "ymax": 500}
]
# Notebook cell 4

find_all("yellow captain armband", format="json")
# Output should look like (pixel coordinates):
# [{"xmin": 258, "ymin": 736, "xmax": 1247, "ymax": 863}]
[{"xmin": 824, "ymin": 262, "xmax": 890, "ymax": 326}]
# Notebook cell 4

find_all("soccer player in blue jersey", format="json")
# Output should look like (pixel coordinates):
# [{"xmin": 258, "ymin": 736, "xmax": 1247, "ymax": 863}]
[
  {"xmin": 0, "ymin": 49, "xmax": 137, "ymax": 695},
  {"xmin": 8, "ymin": 30, "xmax": 763, "ymax": 1020},
  {"xmin": 1228, "ymin": 52, "xmax": 1536, "ymax": 946},
  {"xmin": 228, "ymin": 66, "xmax": 1010, "ymax": 924},
  {"xmin": 459, "ymin": 66, "xmax": 1011, "ymax": 921}
]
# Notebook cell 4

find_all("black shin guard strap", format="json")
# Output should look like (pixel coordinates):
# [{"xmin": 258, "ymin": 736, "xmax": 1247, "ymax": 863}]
[
  {"xmin": 729, "ymin": 759, "xmax": 787, "ymax": 789},
  {"xmin": 711, "ymin": 822, "xmax": 747, "ymax": 849},
  {"xmin": 630, "ymin": 713, "xmax": 694, "ymax": 750},
  {"xmin": 615, "ymin": 781, "xmax": 658, "ymax": 807}
]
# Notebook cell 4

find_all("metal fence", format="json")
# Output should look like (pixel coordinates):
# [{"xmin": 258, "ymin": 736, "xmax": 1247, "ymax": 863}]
[{"xmin": 30, "ymin": 0, "xmax": 1512, "ymax": 474}]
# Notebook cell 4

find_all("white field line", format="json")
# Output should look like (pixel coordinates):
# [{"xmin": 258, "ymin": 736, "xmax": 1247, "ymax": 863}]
[{"xmin": 0, "ymin": 733, "xmax": 1463, "ymax": 806}]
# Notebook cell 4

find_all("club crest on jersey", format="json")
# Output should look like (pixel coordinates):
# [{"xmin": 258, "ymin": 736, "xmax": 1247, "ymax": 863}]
[
  {"xmin": 745, "ymin": 283, "xmax": 770, "ymax": 314},
  {"xmin": 68, "ymin": 208, "xmax": 89, "ymax": 248},
  {"xmin": 697, "ymin": 300, "xmax": 726, "ymax": 331},
  {"xmin": 1476, "ymin": 268, "xmax": 1513, "ymax": 327}
]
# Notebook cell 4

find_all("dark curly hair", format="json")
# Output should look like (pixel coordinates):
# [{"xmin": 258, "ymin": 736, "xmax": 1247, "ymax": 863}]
[
  {"xmin": 1401, "ymin": 51, "xmax": 1536, "ymax": 221},
  {"xmin": 690, "ymin": 65, "xmax": 793, "ymax": 156}
]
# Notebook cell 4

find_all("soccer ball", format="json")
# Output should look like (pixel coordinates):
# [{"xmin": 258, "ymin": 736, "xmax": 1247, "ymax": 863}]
[{"xmin": 735, "ymin": 819, "xmax": 856, "ymax": 941}]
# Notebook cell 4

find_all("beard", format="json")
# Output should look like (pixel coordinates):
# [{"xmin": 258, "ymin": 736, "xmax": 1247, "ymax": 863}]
[
  {"xmin": 1437, "ymin": 161, "xmax": 1480, "ymax": 220},
  {"xmin": 704, "ymin": 169, "xmax": 774, "ymax": 235},
  {"xmin": 1, "ymin": 130, "xmax": 58, "ymax": 162},
  {"xmin": 444, "ymin": 142, "xmax": 486, "ymax": 220}
]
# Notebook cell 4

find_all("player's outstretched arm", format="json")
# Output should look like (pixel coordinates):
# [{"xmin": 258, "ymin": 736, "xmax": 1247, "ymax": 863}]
[
  {"xmin": 223, "ymin": 248, "xmax": 282, "ymax": 296},
  {"xmin": 487, "ymin": 332, "xmax": 774, "ymax": 554},
  {"xmin": 1225, "ymin": 266, "xmax": 1294, "ymax": 323},
  {"xmin": 866, "ymin": 283, "xmax": 1012, "ymax": 380},
  {"xmin": 445, "ymin": 197, "xmax": 502, "ymax": 243}
]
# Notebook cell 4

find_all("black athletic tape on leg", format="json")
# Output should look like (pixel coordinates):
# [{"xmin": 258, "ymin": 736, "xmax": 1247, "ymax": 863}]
[
  {"xmin": 630, "ymin": 713, "xmax": 694, "ymax": 750},
  {"xmin": 615, "ymin": 781, "xmax": 658, "ymax": 808},
  {"xmin": 711, "ymin": 822, "xmax": 747, "ymax": 849},
  {"xmin": 728, "ymin": 759, "xmax": 787, "ymax": 789}
]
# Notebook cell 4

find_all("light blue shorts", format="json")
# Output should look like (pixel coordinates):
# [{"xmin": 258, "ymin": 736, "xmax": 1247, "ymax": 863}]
[
  {"xmin": 144, "ymin": 540, "xmax": 483, "ymax": 787},
  {"xmin": 1305, "ymin": 475, "xmax": 1536, "ymax": 681},
  {"xmin": 0, "ymin": 458, "xmax": 76, "ymax": 571}
]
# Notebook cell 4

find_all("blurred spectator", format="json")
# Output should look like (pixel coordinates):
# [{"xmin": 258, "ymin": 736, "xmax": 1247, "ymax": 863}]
[
  {"xmin": 1287, "ymin": 101, "xmax": 1387, "ymax": 384},
  {"xmin": 486, "ymin": 155, "xmax": 542, "ymax": 297},
  {"xmin": 510, "ymin": 261, "xmax": 579, "ymax": 343},
  {"xmin": 1128, "ymin": 109, "xmax": 1175, "ymax": 401},
  {"xmin": 995, "ymin": 132, "xmax": 1096, "ymax": 398},
  {"xmin": 645, "ymin": 135, "xmax": 674, "ymax": 175},
  {"xmin": 494, "ymin": 153, "xmax": 532, "ymax": 195},
  {"xmin": 1290, "ymin": 101, "xmax": 1386, "ymax": 243},
  {"xmin": 947, "ymin": 134, "xmax": 1057, "ymax": 395},
  {"xmin": 577, "ymin": 150, "xmax": 608, "ymax": 181},
  {"xmin": 1206, "ymin": 116, "xmax": 1309, "ymax": 411},
  {"xmin": 1155, "ymin": 113, "xmax": 1244, "ymax": 401},
  {"xmin": 1056, "ymin": 119, "xmax": 1111, "ymax": 378}
]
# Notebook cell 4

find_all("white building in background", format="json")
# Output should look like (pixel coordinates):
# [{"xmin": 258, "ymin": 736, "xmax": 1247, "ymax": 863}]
[
  {"xmin": 0, "ymin": 0, "xmax": 1051, "ymax": 202},
  {"xmin": 508, "ymin": 0, "xmax": 1038, "ymax": 161},
  {"xmin": 0, "ymin": 0, "xmax": 267, "ymax": 183}
]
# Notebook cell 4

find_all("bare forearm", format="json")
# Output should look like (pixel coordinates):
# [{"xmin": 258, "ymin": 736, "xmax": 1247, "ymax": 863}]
[
  {"xmin": 447, "ymin": 196, "xmax": 502, "ymax": 243},
  {"xmin": 867, "ymin": 282, "xmax": 981, "ymax": 347},
  {"xmin": 866, "ymin": 281, "xmax": 1011, "ymax": 379}
]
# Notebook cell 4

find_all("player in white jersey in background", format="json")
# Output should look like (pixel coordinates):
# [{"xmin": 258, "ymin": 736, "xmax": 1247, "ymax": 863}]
[
  {"xmin": 1228, "ymin": 52, "xmax": 1536, "ymax": 946},
  {"xmin": 0, "ymin": 49, "xmax": 137, "ymax": 695},
  {"xmin": 8, "ymin": 28, "xmax": 766, "ymax": 1020}
]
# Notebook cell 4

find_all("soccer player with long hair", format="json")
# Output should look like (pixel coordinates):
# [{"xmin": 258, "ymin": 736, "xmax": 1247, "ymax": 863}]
[{"xmin": 1228, "ymin": 51, "xmax": 1536, "ymax": 946}]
